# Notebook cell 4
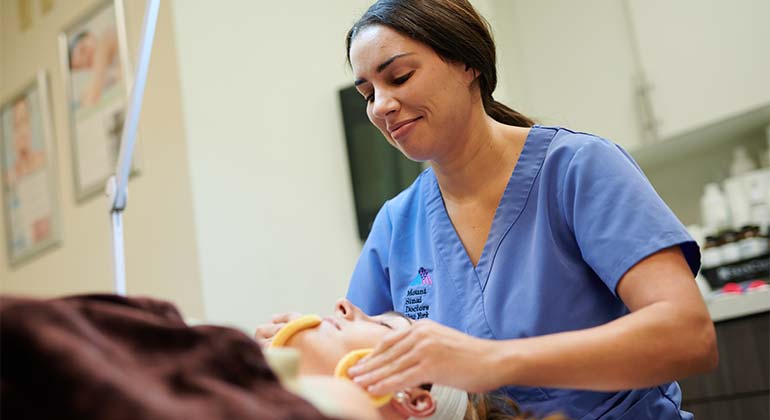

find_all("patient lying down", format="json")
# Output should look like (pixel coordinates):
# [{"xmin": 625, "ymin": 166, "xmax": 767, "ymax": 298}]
[
  {"xmin": 0, "ymin": 294, "xmax": 564, "ymax": 420},
  {"xmin": 259, "ymin": 298, "xmax": 567, "ymax": 420}
]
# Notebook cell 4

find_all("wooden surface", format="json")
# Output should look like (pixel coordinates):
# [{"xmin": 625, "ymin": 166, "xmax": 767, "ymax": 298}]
[{"xmin": 679, "ymin": 312, "xmax": 769, "ymax": 420}]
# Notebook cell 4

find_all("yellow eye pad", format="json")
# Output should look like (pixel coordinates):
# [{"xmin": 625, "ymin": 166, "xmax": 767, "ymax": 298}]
[
  {"xmin": 269, "ymin": 314, "xmax": 322, "ymax": 348},
  {"xmin": 334, "ymin": 348, "xmax": 392, "ymax": 407}
]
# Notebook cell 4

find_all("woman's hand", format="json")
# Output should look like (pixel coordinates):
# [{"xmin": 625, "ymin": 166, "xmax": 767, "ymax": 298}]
[
  {"xmin": 254, "ymin": 312, "xmax": 302, "ymax": 348},
  {"xmin": 346, "ymin": 319, "xmax": 502, "ymax": 395}
]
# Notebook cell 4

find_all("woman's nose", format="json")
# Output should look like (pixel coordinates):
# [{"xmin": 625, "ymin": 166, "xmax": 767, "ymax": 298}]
[
  {"xmin": 371, "ymin": 92, "xmax": 399, "ymax": 119},
  {"xmin": 334, "ymin": 298, "xmax": 356, "ymax": 321}
]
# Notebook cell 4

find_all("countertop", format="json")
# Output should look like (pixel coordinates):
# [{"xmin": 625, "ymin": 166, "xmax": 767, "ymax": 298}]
[{"xmin": 706, "ymin": 288, "xmax": 770, "ymax": 322}]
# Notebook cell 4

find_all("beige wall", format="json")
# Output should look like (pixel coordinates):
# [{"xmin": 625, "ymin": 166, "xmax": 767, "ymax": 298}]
[
  {"xmin": 0, "ymin": 0, "xmax": 204, "ymax": 318},
  {"xmin": 171, "ymin": 0, "xmax": 374, "ymax": 330}
]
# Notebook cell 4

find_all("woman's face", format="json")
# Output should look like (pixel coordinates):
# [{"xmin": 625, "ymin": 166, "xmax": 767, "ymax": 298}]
[
  {"xmin": 349, "ymin": 25, "xmax": 478, "ymax": 162},
  {"xmin": 70, "ymin": 34, "xmax": 96, "ymax": 70},
  {"xmin": 285, "ymin": 298, "xmax": 412, "ymax": 375}
]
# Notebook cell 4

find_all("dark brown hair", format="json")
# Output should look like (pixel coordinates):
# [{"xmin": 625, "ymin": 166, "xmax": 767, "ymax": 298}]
[
  {"xmin": 466, "ymin": 392, "xmax": 569, "ymax": 420},
  {"xmin": 345, "ymin": 0, "xmax": 534, "ymax": 127}
]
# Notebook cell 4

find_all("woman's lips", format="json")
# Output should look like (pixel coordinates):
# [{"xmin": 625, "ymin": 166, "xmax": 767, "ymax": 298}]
[
  {"xmin": 323, "ymin": 316, "xmax": 341, "ymax": 330},
  {"xmin": 390, "ymin": 117, "xmax": 422, "ymax": 142}
]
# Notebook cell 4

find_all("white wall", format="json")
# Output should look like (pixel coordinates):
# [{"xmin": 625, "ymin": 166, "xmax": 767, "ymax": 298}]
[
  {"xmin": 0, "ymin": 0, "xmax": 204, "ymax": 318},
  {"xmin": 489, "ymin": 0, "xmax": 644, "ymax": 149},
  {"xmin": 171, "ymin": 0, "xmax": 375, "ymax": 330}
]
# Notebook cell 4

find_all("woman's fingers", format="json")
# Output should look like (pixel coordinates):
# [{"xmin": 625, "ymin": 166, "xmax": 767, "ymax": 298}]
[
  {"xmin": 366, "ymin": 361, "xmax": 424, "ymax": 396},
  {"xmin": 254, "ymin": 312, "xmax": 302, "ymax": 345},
  {"xmin": 348, "ymin": 328, "xmax": 412, "ymax": 377},
  {"xmin": 353, "ymin": 345, "xmax": 422, "ymax": 392},
  {"xmin": 351, "ymin": 320, "xmax": 497, "ymax": 394},
  {"xmin": 254, "ymin": 322, "xmax": 283, "ymax": 343},
  {"xmin": 272, "ymin": 311, "xmax": 302, "ymax": 323}
]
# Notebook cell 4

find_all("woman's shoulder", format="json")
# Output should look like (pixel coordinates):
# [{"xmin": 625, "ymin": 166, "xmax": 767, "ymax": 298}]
[
  {"xmin": 537, "ymin": 125, "xmax": 620, "ymax": 158},
  {"xmin": 531, "ymin": 125, "xmax": 636, "ymax": 175}
]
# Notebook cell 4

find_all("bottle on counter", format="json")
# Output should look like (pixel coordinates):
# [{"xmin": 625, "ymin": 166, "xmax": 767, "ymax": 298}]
[
  {"xmin": 729, "ymin": 146, "xmax": 757, "ymax": 177},
  {"xmin": 745, "ymin": 173, "xmax": 770, "ymax": 235},
  {"xmin": 701, "ymin": 183, "xmax": 731, "ymax": 235},
  {"xmin": 701, "ymin": 235, "xmax": 723, "ymax": 270},
  {"xmin": 737, "ymin": 225, "xmax": 769, "ymax": 260},
  {"xmin": 719, "ymin": 229, "xmax": 743, "ymax": 266}
]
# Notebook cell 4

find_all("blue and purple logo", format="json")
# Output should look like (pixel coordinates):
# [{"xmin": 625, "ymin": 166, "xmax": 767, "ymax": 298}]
[{"xmin": 409, "ymin": 267, "xmax": 433, "ymax": 287}]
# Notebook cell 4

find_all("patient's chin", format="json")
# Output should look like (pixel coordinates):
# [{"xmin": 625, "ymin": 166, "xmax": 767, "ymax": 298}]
[{"xmin": 286, "ymin": 329, "xmax": 341, "ymax": 376}]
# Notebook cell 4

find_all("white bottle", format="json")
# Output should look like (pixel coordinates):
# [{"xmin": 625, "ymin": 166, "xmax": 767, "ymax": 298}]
[
  {"xmin": 701, "ymin": 183, "xmax": 731, "ymax": 234},
  {"xmin": 765, "ymin": 124, "xmax": 770, "ymax": 168},
  {"xmin": 729, "ymin": 146, "xmax": 757, "ymax": 177},
  {"xmin": 745, "ymin": 170, "xmax": 770, "ymax": 234}
]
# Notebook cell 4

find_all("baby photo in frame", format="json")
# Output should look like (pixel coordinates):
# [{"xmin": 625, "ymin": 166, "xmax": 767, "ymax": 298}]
[
  {"xmin": 59, "ymin": 0, "xmax": 139, "ymax": 201},
  {"xmin": 0, "ymin": 71, "xmax": 61, "ymax": 266}
]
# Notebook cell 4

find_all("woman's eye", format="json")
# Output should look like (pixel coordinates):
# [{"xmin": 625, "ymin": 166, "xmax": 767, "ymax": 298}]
[
  {"xmin": 393, "ymin": 71, "xmax": 414, "ymax": 85},
  {"xmin": 378, "ymin": 321, "xmax": 393, "ymax": 329}
]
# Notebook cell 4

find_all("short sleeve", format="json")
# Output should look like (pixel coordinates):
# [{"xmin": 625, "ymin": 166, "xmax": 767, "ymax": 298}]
[
  {"xmin": 346, "ymin": 201, "xmax": 394, "ymax": 315},
  {"xmin": 559, "ymin": 139, "xmax": 700, "ymax": 294}
]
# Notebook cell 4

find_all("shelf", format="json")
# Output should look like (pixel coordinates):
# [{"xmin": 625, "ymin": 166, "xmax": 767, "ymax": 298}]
[
  {"xmin": 630, "ymin": 104, "xmax": 770, "ymax": 169},
  {"xmin": 707, "ymin": 288, "xmax": 770, "ymax": 322}
]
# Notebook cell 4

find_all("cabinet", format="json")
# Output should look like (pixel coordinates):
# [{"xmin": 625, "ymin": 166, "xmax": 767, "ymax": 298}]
[
  {"xmin": 627, "ymin": 0, "xmax": 770, "ymax": 140},
  {"xmin": 678, "ymin": 312, "xmax": 769, "ymax": 420},
  {"xmin": 491, "ymin": 0, "xmax": 769, "ymax": 150},
  {"xmin": 492, "ymin": 0, "xmax": 644, "ymax": 150}
]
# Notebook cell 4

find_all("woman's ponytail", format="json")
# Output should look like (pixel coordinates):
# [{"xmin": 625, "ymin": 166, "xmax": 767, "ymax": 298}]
[{"xmin": 483, "ymin": 97, "xmax": 534, "ymax": 128}]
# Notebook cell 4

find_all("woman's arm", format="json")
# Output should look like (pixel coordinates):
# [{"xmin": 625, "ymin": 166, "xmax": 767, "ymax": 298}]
[
  {"xmin": 491, "ymin": 245, "xmax": 717, "ymax": 391},
  {"xmin": 349, "ymin": 246, "xmax": 718, "ymax": 394}
]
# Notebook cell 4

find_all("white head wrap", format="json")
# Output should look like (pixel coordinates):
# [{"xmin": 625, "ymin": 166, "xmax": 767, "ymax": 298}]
[{"xmin": 407, "ymin": 384, "xmax": 468, "ymax": 420}]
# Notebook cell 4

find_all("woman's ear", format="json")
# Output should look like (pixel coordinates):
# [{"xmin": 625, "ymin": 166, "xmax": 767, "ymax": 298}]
[
  {"xmin": 461, "ymin": 64, "xmax": 480, "ymax": 92},
  {"xmin": 463, "ymin": 64, "xmax": 479, "ymax": 80},
  {"xmin": 390, "ymin": 388, "xmax": 436, "ymax": 418}
]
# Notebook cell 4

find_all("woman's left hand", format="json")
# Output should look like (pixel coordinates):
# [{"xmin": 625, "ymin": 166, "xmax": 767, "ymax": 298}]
[{"xmin": 346, "ymin": 319, "xmax": 502, "ymax": 395}]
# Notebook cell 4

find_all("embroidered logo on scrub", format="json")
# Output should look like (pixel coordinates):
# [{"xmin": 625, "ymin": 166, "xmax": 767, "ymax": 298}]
[{"xmin": 403, "ymin": 267, "xmax": 432, "ymax": 320}]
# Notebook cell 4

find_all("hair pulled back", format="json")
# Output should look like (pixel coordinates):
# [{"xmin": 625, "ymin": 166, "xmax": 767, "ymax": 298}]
[{"xmin": 346, "ymin": 0, "xmax": 533, "ymax": 127}]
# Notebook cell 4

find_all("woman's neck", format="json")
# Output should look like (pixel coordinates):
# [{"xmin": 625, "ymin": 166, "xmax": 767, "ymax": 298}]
[{"xmin": 431, "ymin": 110, "xmax": 529, "ymax": 205}]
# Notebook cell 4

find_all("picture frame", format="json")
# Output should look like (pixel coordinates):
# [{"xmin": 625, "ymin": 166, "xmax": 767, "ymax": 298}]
[
  {"xmin": 0, "ymin": 70, "xmax": 61, "ymax": 266},
  {"xmin": 58, "ymin": 0, "xmax": 139, "ymax": 202}
]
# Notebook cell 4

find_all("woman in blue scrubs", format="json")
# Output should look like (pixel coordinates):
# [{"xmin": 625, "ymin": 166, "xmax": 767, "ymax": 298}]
[{"xmin": 340, "ymin": 0, "xmax": 718, "ymax": 419}]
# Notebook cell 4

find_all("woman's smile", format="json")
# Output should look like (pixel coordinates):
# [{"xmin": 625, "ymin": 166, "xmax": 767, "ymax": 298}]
[{"xmin": 389, "ymin": 116, "xmax": 422, "ymax": 142}]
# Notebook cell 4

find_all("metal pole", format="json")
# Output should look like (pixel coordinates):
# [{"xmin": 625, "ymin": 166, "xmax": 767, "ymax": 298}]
[
  {"xmin": 111, "ymin": 208, "xmax": 126, "ymax": 295},
  {"xmin": 107, "ymin": 0, "xmax": 160, "ymax": 295}
]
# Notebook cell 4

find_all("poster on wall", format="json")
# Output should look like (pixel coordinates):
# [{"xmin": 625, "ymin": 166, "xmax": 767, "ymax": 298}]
[
  {"xmin": 0, "ymin": 71, "xmax": 61, "ymax": 266},
  {"xmin": 59, "ymin": 0, "xmax": 139, "ymax": 201}
]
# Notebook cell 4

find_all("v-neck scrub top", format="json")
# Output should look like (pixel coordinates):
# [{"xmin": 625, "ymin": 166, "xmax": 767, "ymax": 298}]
[{"xmin": 347, "ymin": 126, "xmax": 700, "ymax": 420}]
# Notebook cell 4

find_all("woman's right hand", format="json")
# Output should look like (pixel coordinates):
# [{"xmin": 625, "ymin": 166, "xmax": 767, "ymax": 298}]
[{"xmin": 254, "ymin": 312, "xmax": 302, "ymax": 347}]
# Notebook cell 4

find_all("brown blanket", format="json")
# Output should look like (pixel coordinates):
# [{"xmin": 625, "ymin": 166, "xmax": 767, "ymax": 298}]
[{"xmin": 0, "ymin": 294, "xmax": 333, "ymax": 420}]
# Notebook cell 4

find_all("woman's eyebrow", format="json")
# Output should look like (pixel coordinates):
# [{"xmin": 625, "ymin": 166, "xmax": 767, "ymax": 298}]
[
  {"xmin": 380, "ymin": 310, "xmax": 414, "ymax": 324},
  {"xmin": 354, "ymin": 52, "xmax": 415, "ymax": 86}
]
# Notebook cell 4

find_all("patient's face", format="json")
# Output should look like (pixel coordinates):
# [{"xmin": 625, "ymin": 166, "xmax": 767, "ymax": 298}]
[{"xmin": 286, "ymin": 298, "xmax": 411, "ymax": 375}]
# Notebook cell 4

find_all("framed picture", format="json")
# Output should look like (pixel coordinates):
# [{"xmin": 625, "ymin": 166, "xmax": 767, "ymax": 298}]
[
  {"xmin": 59, "ymin": 0, "xmax": 139, "ymax": 201},
  {"xmin": 0, "ymin": 71, "xmax": 61, "ymax": 266}
]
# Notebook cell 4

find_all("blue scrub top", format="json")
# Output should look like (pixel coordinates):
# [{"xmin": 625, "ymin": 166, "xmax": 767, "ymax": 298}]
[{"xmin": 347, "ymin": 125, "xmax": 700, "ymax": 420}]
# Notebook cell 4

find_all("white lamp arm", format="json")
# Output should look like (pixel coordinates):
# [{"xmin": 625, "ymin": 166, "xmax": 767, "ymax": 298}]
[{"xmin": 107, "ymin": 0, "xmax": 160, "ymax": 295}]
